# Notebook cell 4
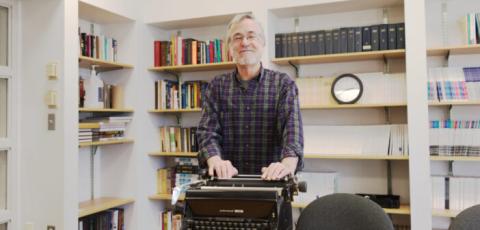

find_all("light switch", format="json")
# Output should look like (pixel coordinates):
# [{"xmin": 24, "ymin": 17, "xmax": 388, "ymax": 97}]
[
  {"xmin": 47, "ymin": 62, "xmax": 58, "ymax": 80},
  {"xmin": 48, "ymin": 113, "xmax": 55, "ymax": 130},
  {"xmin": 45, "ymin": 90, "xmax": 57, "ymax": 108}
]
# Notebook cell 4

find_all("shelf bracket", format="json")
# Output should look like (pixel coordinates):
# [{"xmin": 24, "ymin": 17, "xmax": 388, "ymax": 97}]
[
  {"xmin": 384, "ymin": 107, "xmax": 391, "ymax": 124},
  {"xmin": 448, "ymin": 160, "xmax": 454, "ymax": 176},
  {"xmin": 288, "ymin": 61, "xmax": 299, "ymax": 78},
  {"xmin": 387, "ymin": 160, "xmax": 393, "ymax": 195},
  {"xmin": 383, "ymin": 55, "xmax": 390, "ymax": 73},
  {"xmin": 176, "ymin": 114, "xmax": 182, "ymax": 125},
  {"xmin": 165, "ymin": 70, "xmax": 180, "ymax": 80},
  {"xmin": 445, "ymin": 50, "xmax": 451, "ymax": 63},
  {"xmin": 90, "ymin": 145, "xmax": 98, "ymax": 200}
]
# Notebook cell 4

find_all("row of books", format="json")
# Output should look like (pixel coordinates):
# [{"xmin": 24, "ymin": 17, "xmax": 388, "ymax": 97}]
[
  {"xmin": 159, "ymin": 126, "xmax": 198, "ymax": 153},
  {"xmin": 80, "ymin": 76, "xmax": 124, "ymax": 109},
  {"xmin": 296, "ymin": 72, "xmax": 406, "ymax": 106},
  {"xmin": 427, "ymin": 67, "xmax": 480, "ymax": 102},
  {"xmin": 160, "ymin": 210, "xmax": 182, "ymax": 230},
  {"xmin": 153, "ymin": 36, "xmax": 232, "ymax": 67},
  {"xmin": 78, "ymin": 208, "xmax": 124, "ymax": 230},
  {"xmin": 79, "ymin": 118, "xmax": 131, "ymax": 143},
  {"xmin": 295, "ymin": 171, "xmax": 337, "ymax": 204},
  {"xmin": 464, "ymin": 13, "xmax": 480, "ymax": 45},
  {"xmin": 154, "ymin": 80, "xmax": 208, "ymax": 110},
  {"xmin": 432, "ymin": 176, "xmax": 480, "ymax": 211},
  {"xmin": 79, "ymin": 30, "xmax": 118, "ymax": 62},
  {"xmin": 429, "ymin": 119, "xmax": 480, "ymax": 156},
  {"xmin": 274, "ymin": 23, "xmax": 405, "ymax": 58},
  {"xmin": 303, "ymin": 124, "xmax": 409, "ymax": 156},
  {"xmin": 157, "ymin": 158, "xmax": 199, "ymax": 194}
]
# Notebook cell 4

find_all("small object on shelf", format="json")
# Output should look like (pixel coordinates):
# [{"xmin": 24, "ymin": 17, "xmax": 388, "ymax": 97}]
[
  {"xmin": 356, "ymin": 193, "xmax": 400, "ymax": 209},
  {"xmin": 331, "ymin": 73, "xmax": 363, "ymax": 104}
]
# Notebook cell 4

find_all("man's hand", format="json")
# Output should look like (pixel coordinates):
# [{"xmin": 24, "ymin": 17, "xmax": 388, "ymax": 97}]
[
  {"xmin": 207, "ymin": 155, "xmax": 238, "ymax": 179},
  {"xmin": 261, "ymin": 157, "xmax": 298, "ymax": 180}
]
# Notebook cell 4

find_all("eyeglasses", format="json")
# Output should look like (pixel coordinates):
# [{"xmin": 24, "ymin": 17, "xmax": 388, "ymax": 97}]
[{"xmin": 232, "ymin": 34, "xmax": 259, "ymax": 43}]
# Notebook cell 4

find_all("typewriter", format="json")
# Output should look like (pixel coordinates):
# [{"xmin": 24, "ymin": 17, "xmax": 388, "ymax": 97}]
[{"xmin": 181, "ymin": 174, "xmax": 306, "ymax": 230}]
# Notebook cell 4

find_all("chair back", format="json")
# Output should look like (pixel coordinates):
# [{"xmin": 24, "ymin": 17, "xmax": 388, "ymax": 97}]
[
  {"xmin": 296, "ymin": 193, "xmax": 394, "ymax": 230},
  {"xmin": 449, "ymin": 204, "xmax": 480, "ymax": 230}
]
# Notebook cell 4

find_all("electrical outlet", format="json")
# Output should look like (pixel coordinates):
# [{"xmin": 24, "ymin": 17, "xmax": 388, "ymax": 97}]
[{"xmin": 47, "ymin": 225, "xmax": 55, "ymax": 230}]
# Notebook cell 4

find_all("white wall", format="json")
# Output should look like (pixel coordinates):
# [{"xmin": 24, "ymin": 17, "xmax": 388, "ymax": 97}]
[{"xmin": 19, "ymin": 0, "xmax": 77, "ymax": 229}]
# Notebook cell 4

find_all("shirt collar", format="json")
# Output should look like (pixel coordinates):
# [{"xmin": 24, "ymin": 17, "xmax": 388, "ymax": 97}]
[{"xmin": 233, "ymin": 63, "xmax": 264, "ymax": 84}]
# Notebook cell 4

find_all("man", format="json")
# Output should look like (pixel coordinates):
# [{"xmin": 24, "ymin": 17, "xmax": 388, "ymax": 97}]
[{"xmin": 197, "ymin": 13, "xmax": 303, "ymax": 180}]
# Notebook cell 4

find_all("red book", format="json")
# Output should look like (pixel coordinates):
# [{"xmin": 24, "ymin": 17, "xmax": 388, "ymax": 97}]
[{"xmin": 154, "ymin": 41, "xmax": 161, "ymax": 67}]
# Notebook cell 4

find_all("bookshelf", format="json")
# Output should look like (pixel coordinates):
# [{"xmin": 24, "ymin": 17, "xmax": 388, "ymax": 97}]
[
  {"xmin": 272, "ymin": 49, "xmax": 405, "ymax": 65},
  {"xmin": 268, "ymin": 2, "xmax": 412, "ymax": 228},
  {"xmin": 149, "ymin": 152, "xmax": 198, "ymax": 157},
  {"xmin": 430, "ymin": 156, "xmax": 480, "ymax": 162},
  {"xmin": 292, "ymin": 202, "xmax": 411, "ymax": 215},
  {"xmin": 427, "ymin": 44, "xmax": 480, "ymax": 57},
  {"xmin": 425, "ymin": 0, "xmax": 480, "ymax": 227},
  {"xmin": 148, "ymin": 62, "xmax": 235, "ymax": 73},
  {"xmin": 79, "ymin": 56, "xmax": 133, "ymax": 72},
  {"xmin": 79, "ymin": 108, "xmax": 134, "ymax": 113},
  {"xmin": 79, "ymin": 139, "xmax": 134, "ymax": 147},
  {"xmin": 77, "ymin": 1, "xmax": 136, "ymax": 226},
  {"xmin": 301, "ymin": 103, "xmax": 406, "ymax": 110},
  {"xmin": 79, "ymin": 197, "xmax": 134, "ymax": 218},
  {"xmin": 148, "ymin": 108, "xmax": 201, "ymax": 113}
]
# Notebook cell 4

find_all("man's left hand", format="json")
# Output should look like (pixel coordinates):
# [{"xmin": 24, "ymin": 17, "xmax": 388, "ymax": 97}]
[{"xmin": 261, "ymin": 162, "xmax": 292, "ymax": 180}]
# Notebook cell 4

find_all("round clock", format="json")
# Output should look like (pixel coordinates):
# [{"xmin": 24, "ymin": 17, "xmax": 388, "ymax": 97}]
[{"xmin": 331, "ymin": 73, "xmax": 363, "ymax": 104}]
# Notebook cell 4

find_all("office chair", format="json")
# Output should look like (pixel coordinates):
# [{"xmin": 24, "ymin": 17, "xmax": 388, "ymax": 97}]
[
  {"xmin": 449, "ymin": 204, "xmax": 480, "ymax": 230},
  {"xmin": 296, "ymin": 193, "xmax": 394, "ymax": 230}
]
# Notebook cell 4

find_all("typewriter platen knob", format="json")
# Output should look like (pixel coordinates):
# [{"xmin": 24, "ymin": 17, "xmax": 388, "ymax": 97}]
[{"xmin": 297, "ymin": 181, "xmax": 307, "ymax": 193}]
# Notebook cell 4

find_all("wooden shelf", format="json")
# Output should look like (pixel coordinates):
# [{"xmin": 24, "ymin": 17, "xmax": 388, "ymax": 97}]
[
  {"xmin": 429, "ymin": 101, "xmax": 480, "ymax": 106},
  {"xmin": 149, "ymin": 108, "xmax": 202, "ymax": 113},
  {"xmin": 292, "ymin": 202, "xmax": 410, "ymax": 215},
  {"xmin": 149, "ymin": 193, "xmax": 185, "ymax": 201},
  {"xmin": 427, "ymin": 44, "xmax": 480, "ymax": 57},
  {"xmin": 270, "ymin": 0, "xmax": 402, "ymax": 18},
  {"xmin": 147, "ymin": 13, "xmax": 242, "ymax": 30},
  {"xmin": 272, "ymin": 49, "xmax": 405, "ymax": 65},
  {"xmin": 79, "ymin": 122, "xmax": 100, "ymax": 129},
  {"xmin": 79, "ymin": 1, "xmax": 134, "ymax": 24},
  {"xmin": 79, "ymin": 138, "xmax": 134, "ymax": 147},
  {"xmin": 79, "ymin": 108, "xmax": 134, "ymax": 113},
  {"xmin": 430, "ymin": 156, "xmax": 480, "ymax": 161},
  {"xmin": 432, "ymin": 209, "xmax": 460, "ymax": 218},
  {"xmin": 149, "ymin": 62, "xmax": 235, "ymax": 73},
  {"xmin": 384, "ymin": 205, "xmax": 411, "ymax": 215},
  {"xmin": 79, "ymin": 56, "xmax": 133, "ymax": 72},
  {"xmin": 301, "ymin": 103, "xmax": 406, "ymax": 109},
  {"xmin": 304, "ymin": 154, "xmax": 408, "ymax": 160},
  {"xmin": 149, "ymin": 152, "xmax": 198, "ymax": 157},
  {"xmin": 79, "ymin": 197, "xmax": 134, "ymax": 218}
]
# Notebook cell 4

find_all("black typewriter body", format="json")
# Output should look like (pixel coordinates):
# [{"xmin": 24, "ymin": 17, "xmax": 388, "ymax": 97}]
[{"xmin": 181, "ymin": 175, "xmax": 303, "ymax": 230}]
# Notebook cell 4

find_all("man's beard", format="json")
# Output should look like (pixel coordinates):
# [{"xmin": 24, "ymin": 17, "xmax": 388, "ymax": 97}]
[{"xmin": 234, "ymin": 52, "xmax": 262, "ymax": 65}]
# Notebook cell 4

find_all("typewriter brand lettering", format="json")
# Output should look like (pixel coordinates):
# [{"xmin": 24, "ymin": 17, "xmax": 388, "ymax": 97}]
[{"xmin": 219, "ymin": 209, "xmax": 244, "ymax": 213}]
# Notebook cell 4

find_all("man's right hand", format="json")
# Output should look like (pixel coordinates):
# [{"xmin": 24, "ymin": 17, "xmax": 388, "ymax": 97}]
[{"xmin": 207, "ymin": 155, "xmax": 238, "ymax": 179}]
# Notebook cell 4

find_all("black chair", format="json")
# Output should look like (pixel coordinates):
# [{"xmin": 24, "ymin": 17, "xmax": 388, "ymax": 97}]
[
  {"xmin": 296, "ymin": 193, "xmax": 394, "ymax": 230},
  {"xmin": 449, "ymin": 204, "xmax": 480, "ymax": 230}
]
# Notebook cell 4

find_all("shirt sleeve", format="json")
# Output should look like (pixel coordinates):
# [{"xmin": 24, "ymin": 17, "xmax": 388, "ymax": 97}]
[
  {"xmin": 197, "ymin": 79, "xmax": 223, "ymax": 168},
  {"xmin": 277, "ymin": 77, "xmax": 304, "ymax": 172}
]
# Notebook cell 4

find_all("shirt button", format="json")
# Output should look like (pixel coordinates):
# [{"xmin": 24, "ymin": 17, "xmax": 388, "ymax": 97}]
[
  {"xmin": 246, "ymin": 106, "xmax": 250, "ymax": 110},
  {"xmin": 246, "ymin": 144, "xmax": 249, "ymax": 148},
  {"xmin": 245, "ymin": 125, "xmax": 249, "ymax": 129}
]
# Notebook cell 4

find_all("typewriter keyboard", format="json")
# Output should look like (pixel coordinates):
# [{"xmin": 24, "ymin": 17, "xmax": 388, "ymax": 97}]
[{"xmin": 185, "ymin": 218, "xmax": 272, "ymax": 230}]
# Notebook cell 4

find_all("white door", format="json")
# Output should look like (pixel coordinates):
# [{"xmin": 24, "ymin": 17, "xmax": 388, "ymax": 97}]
[{"xmin": 0, "ymin": 0, "xmax": 16, "ymax": 229}]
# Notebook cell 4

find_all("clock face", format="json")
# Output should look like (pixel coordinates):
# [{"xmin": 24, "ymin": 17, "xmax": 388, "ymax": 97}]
[{"xmin": 331, "ymin": 74, "xmax": 363, "ymax": 104}]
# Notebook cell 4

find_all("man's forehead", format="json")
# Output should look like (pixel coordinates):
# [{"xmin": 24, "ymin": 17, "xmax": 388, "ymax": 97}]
[{"xmin": 230, "ymin": 19, "xmax": 261, "ymax": 34}]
